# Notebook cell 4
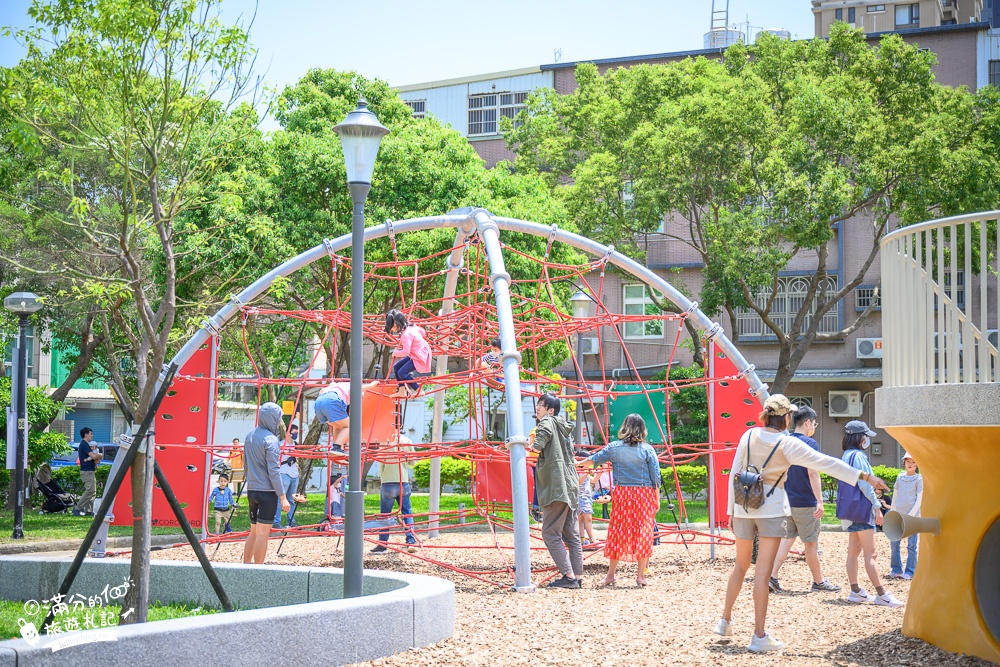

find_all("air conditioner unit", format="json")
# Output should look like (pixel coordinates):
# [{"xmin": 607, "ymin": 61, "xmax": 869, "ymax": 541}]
[
  {"xmin": 828, "ymin": 390, "xmax": 862, "ymax": 418},
  {"xmin": 580, "ymin": 337, "xmax": 599, "ymax": 355},
  {"xmin": 856, "ymin": 338, "xmax": 883, "ymax": 359},
  {"xmin": 63, "ymin": 398, "xmax": 77, "ymax": 408}
]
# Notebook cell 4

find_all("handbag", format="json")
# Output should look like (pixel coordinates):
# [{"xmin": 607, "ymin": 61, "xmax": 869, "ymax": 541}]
[
  {"xmin": 733, "ymin": 429, "xmax": 786, "ymax": 511},
  {"xmin": 836, "ymin": 451, "xmax": 875, "ymax": 524}
]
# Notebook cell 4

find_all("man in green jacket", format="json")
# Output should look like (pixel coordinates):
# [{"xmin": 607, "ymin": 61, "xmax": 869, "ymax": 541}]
[{"xmin": 531, "ymin": 392, "xmax": 583, "ymax": 589}]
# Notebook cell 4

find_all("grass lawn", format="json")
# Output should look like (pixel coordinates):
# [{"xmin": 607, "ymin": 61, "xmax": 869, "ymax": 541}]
[
  {"xmin": 0, "ymin": 600, "xmax": 218, "ymax": 641},
  {"xmin": 0, "ymin": 512, "xmax": 180, "ymax": 545},
  {"xmin": 653, "ymin": 501, "xmax": 842, "ymax": 525}
]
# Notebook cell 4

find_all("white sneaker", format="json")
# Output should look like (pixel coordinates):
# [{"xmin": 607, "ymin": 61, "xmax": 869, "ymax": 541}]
[
  {"xmin": 713, "ymin": 618, "xmax": 732, "ymax": 636},
  {"xmin": 874, "ymin": 592, "xmax": 905, "ymax": 608},
  {"xmin": 847, "ymin": 588, "xmax": 876, "ymax": 603},
  {"xmin": 748, "ymin": 631, "xmax": 786, "ymax": 653}
]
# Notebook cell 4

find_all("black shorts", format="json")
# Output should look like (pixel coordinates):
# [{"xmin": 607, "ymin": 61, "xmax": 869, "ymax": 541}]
[{"xmin": 247, "ymin": 490, "xmax": 278, "ymax": 525}]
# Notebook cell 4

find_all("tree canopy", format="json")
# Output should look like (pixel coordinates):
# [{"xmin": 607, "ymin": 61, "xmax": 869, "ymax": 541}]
[{"xmin": 508, "ymin": 24, "xmax": 1000, "ymax": 391}]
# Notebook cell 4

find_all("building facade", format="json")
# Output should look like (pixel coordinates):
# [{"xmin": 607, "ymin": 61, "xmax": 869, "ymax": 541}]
[{"xmin": 392, "ymin": 13, "xmax": 1000, "ymax": 465}]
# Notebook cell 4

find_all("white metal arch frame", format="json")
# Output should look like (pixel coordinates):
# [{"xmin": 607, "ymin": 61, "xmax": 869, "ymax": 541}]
[{"xmin": 167, "ymin": 208, "xmax": 767, "ymax": 591}]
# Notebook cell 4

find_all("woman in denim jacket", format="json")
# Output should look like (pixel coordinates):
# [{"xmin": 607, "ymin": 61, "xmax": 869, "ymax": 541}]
[{"xmin": 585, "ymin": 413, "xmax": 661, "ymax": 588}]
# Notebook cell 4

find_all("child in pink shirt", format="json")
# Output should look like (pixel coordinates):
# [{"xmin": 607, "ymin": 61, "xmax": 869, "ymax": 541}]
[{"xmin": 385, "ymin": 309, "xmax": 432, "ymax": 398}]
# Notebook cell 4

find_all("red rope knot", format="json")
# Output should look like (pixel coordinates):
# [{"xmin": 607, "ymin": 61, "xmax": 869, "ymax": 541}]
[{"xmin": 680, "ymin": 300, "xmax": 700, "ymax": 319}]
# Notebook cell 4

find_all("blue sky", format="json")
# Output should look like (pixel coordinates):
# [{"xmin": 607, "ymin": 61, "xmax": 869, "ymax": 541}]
[{"xmin": 0, "ymin": 0, "xmax": 815, "ymax": 127}]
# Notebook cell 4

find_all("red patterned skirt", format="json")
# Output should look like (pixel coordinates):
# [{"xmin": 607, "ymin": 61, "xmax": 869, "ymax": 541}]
[{"xmin": 603, "ymin": 485, "xmax": 660, "ymax": 562}]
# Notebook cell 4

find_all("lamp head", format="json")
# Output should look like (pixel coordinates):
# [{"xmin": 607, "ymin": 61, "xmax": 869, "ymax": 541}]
[
  {"xmin": 333, "ymin": 98, "xmax": 389, "ymax": 185},
  {"xmin": 570, "ymin": 289, "xmax": 593, "ymax": 320},
  {"xmin": 4, "ymin": 292, "xmax": 43, "ymax": 315}
]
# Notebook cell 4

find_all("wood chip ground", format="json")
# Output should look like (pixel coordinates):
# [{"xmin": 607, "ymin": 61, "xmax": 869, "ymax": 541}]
[{"xmin": 146, "ymin": 528, "xmax": 996, "ymax": 666}]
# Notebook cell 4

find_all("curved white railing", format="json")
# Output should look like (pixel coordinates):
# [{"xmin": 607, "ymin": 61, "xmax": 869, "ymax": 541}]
[{"xmin": 881, "ymin": 210, "xmax": 1000, "ymax": 387}]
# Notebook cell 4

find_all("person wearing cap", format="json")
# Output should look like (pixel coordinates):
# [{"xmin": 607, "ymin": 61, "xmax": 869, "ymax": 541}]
[
  {"xmin": 714, "ymin": 394, "xmax": 890, "ymax": 653},
  {"xmin": 840, "ymin": 420, "xmax": 904, "ymax": 608},
  {"xmin": 888, "ymin": 452, "xmax": 923, "ymax": 580}
]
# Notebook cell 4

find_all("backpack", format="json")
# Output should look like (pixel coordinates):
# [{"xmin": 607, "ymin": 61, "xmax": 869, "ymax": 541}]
[
  {"xmin": 836, "ymin": 451, "xmax": 875, "ymax": 524},
  {"xmin": 733, "ymin": 429, "xmax": 786, "ymax": 512}
]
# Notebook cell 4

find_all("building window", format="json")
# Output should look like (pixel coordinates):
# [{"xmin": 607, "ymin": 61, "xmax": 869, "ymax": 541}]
[
  {"xmin": 849, "ymin": 7, "xmax": 856, "ymax": 22},
  {"xmin": 787, "ymin": 396, "xmax": 814, "ymax": 409},
  {"xmin": 990, "ymin": 60, "xmax": 1000, "ymax": 88},
  {"xmin": 405, "ymin": 100, "xmax": 426, "ymax": 119},
  {"xmin": 867, "ymin": 4, "xmax": 885, "ymax": 12},
  {"xmin": 623, "ymin": 285, "xmax": 664, "ymax": 340},
  {"xmin": 895, "ymin": 3, "xmax": 919, "ymax": 26},
  {"xmin": 855, "ymin": 285, "xmax": 882, "ymax": 312},
  {"xmin": 468, "ymin": 94, "xmax": 497, "ymax": 136},
  {"xmin": 499, "ymin": 92, "xmax": 529, "ymax": 128},
  {"xmin": 736, "ymin": 275, "xmax": 841, "ymax": 339},
  {"xmin": 943, "ymin": 270, "xmax": 965, "ymax": 310},
  {"xmin": 835, "ymin": 8, "xmax": 842, "ymax": 20},
  {"xmin": 468, "ymin": 92, "xmax": 528, "ymax": 136}
]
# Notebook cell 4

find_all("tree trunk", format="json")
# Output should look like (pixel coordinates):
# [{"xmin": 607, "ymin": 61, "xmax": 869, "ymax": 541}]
[{"xmin": 120, "ymin": 440, "xmax": 154, "ymax": 625}]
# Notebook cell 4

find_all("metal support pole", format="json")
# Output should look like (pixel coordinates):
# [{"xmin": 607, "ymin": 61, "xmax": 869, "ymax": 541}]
[
  {"xmin": 344, "ymin": 183, "xmax": 370, "ymax": 599},
  {"xmin": 476, "ymin": 210, "xmax": 534, "ymax": 591},
  {"xmin": 11, "ymin": 314, "xmax": 28, "ymax": 540},
  {"xmin": 574, "ymin": 331, "xmax": 585, "ymax": 448},
  {"xmin": 429, "ymin": 224, "xmax": 475, "ymax": 538}
]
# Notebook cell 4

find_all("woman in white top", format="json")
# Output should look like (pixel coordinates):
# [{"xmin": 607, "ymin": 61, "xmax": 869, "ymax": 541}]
[{"xmin": 713, "ymin": 394, "xmax": 888, "ymax": 653}]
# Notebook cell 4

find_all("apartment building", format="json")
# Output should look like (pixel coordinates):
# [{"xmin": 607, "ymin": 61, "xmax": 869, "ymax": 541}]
[
  {"xmin": 394, "ymin": 13, "xmax": 1000, "ymax": 464},
  {"xmin": 812, "ymin": 0, "xmax": 982, "ymax": 36}
]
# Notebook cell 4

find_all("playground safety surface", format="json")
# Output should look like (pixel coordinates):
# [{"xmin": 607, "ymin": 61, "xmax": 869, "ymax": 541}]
[{"xmin": 149, "ymin": 530, "xmax": 994, "ymax": 666}]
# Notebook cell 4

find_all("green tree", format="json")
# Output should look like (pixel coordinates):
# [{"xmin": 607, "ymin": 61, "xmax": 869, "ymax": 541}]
[
  {"xmin": 510, "ymin": 25, "xmax": 999, "ymax": 392},
  {"xmin": 0, "ymin": 0, "xmax": 260, "ymax": 623},
  {"xmin": 0, "ymin": 377, "xmax": 69, "ymax": 508}
]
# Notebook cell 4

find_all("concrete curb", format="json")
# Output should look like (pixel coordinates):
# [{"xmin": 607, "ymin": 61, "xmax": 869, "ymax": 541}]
[
  {"xmin": 0, "ymin": 557, "xmax": 455, "ymax": 667},
  {"xmin": 0, "ymin": 533, "xmax": 184, "ymax": 556}
]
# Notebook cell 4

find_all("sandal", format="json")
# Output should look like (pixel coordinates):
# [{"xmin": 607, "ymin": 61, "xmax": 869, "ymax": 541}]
[
  {"xmin": 597, "ymin": 579, "xmax": 617, "ymax": 589},
  {"xmin": 636, "ymin": 579, "xmax": 648, "ymax": 588}
]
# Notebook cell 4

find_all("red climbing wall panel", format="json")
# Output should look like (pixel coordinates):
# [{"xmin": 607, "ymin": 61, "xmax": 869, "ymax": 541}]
[
  {"xmin": 111, "ymin": 342, "xmax": 214, "ymax": 528},
  {"xmin": 473, "ymin": 458, "xmax": 536, "ymax": 507},
  {"xmin": 708, "ymin": 343, "xmax": 763, "ymax": 529}
]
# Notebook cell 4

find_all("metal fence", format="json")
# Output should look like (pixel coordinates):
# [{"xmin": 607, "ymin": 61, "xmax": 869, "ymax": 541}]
[{"xmin": 881, "ymin": 211, "xmax": 1000, "ymax": 387}]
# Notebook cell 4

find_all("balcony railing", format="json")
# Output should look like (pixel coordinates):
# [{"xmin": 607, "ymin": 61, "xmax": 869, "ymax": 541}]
[{"xmin": 881, "ymin": 211, "xmax": 999, "ymax": 387}]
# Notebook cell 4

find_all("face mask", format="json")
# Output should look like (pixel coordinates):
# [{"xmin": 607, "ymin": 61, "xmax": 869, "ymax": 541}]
[{"xmin": 861, "ymin": 437, "xmax": 870, "ymax": 450}]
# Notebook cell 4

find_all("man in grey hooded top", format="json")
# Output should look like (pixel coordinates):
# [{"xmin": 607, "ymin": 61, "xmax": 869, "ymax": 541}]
[
  {"xmin": 242, "ymin": 402, "xmax": 290, "ymax": 564},
  {"xmin": 531, "ymin": 392, "xmax": 583, "ymax": 589}
]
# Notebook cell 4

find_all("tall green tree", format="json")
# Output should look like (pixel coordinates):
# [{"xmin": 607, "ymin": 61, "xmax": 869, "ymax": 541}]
[
  {"xmin": 0, "ymin": 0, "xmax": 260, "ymax": 623},
  {"xmin": 510, "ymin": 25, "xmax": 999, "ymax": 392}
]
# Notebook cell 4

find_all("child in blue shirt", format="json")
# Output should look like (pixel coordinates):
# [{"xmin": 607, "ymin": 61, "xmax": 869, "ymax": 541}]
[{"xmin": 209, "ymin": 474, "xmax": 235, "ymax": 535}]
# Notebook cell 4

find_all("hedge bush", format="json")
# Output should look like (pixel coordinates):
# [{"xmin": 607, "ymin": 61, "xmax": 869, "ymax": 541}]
[
  {"xmin": 820, "ymin": 465, "xmax": 902, "ymax": 502},
  {"xmin": 660, "ymin": 465, "xmax": 708, "ymax": 500},
  {"xmin": 412, "ymin": 457, "xmax": 472, "ymax": 493},
  {"xmin": 45, "ymin": 465, "xmax": 111, "ymax": 499}
]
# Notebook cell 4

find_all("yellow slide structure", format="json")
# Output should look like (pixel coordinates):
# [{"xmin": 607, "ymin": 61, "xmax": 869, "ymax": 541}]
[{"xmin": 882, "ymin": 424, "xmax": 1000, "ymax": 665}]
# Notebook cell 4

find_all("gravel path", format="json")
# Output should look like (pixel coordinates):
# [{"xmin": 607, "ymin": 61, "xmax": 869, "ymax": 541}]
[{"xmin": 150, "ymin": 528, "xmax": 995, "ymax": 666}]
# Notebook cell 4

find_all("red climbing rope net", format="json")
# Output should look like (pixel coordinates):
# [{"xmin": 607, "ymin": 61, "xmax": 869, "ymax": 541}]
[{"xmin": 153, "ymin": 232, "xmax": 752, "ymax": 586}]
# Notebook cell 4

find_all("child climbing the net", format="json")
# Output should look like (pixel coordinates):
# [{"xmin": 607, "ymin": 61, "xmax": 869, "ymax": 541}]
[
  {"xmin": 385, "ymin": 309, "xmax": 432, "ymax": 399},
  {"xmin": 315, "ymin": 378, "xmax": 381, "ymax": 449},
  {"xmin": 479, "ymin": 336, "xmax": 505, "ymax": 390}
]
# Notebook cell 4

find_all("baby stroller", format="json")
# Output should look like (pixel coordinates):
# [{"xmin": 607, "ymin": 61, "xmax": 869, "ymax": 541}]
[{"xmin": 33, "ymin": 464, "xmax": 78, "ymax": 514}]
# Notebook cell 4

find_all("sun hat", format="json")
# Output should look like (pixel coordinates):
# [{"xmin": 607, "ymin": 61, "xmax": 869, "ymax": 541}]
[
  {"xmin": 901, "ymin": 452, "xmax": 914, "ymax": 461},
  {"xmin": 763, "ymin": 394, "xmax": 797, "ymax": 416},
  {"xmin": 844, "ymin": 420, "xmax": 876, "ymax": 437}
]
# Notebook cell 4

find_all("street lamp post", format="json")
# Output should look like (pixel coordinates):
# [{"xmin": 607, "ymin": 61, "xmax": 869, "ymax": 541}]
[
  {"xmin": 4, "ymin": 291, "xmax": 43, "ymax": 539},
  {"xmin": 570, "ymin": 290, "xmax": 593, "ymax": 448},
  {"xmin": 333, "ymin": 98, "xmax": 389, "ymax": 599}
]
